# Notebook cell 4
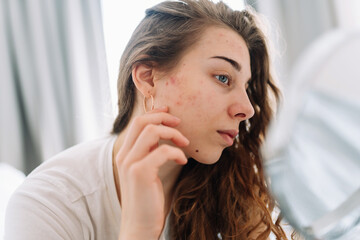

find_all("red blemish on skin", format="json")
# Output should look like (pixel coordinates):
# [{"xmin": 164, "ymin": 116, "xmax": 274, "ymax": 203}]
[
  {"xmin": 170, "ymin": 76, "xmax": 177, "ymax": 85},
  {"xmin": 176, "ymin": 101, "xmax": 182, "ymax": 106},
  {"xmin": 187, "ymin": 95, "xmax": 197, "ymax": 105},
  {"xmin": 165, "ymin": 81, "xmax": 169, "ymax": 86},
  {"xmin": 187, "ymin": 95, "xmax": 197, "ymax": 101}
]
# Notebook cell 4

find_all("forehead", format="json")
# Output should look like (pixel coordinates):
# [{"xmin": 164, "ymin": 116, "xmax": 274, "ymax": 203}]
[{"xmin": 182, "ymin": 26, "xmax": 251, "ymax": 74}]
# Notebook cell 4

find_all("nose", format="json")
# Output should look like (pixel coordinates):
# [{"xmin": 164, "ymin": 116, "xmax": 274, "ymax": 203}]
[{"xmin": 228, "ymin": 92, "xmax": 255, "ymax": 121}]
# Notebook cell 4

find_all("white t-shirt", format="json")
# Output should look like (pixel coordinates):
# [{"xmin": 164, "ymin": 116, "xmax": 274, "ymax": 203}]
[
  {"xmin": 4, "ymin": 134, "xmax": 170, "ymax": 240},
  {"xmin": 0, "ymin": 163, "xmax": 25, "ymax": 239}
]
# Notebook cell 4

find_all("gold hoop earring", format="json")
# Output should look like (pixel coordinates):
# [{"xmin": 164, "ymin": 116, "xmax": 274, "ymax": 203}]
[{"xmin": 143, "ymin": 95, "xmax": 154, "ymax": 113}]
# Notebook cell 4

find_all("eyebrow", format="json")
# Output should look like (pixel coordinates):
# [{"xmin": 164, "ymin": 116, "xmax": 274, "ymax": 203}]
[{"xmin": 210, "ymin": 56, "xmax": 241, "ymax": 72}]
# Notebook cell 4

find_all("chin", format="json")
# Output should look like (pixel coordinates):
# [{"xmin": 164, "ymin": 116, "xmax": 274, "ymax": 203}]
[
  {"xmin": 190, "ymin": 150, "xmax": 222, "ymax": 165},
  {"xmin": 195, "ymin": 159, "xmax": 220, "ymax": 165},
  {"xmin": 182, "ymin": 142, "xmax": 224, "ymax": 165}
]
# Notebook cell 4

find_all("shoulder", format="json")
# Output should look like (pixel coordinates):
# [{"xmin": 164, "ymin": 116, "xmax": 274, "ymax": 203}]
[
  {"xmin": 4, "ymin": 134, "xmax": 118, "ymax": 240},
  {"xmin": 31, "ymin": 134, "xmax": 116, "ymax": 176},
  {"xmin": 28, "ymin": 134, "xmax": 117, "ymax": 200},
  {"xmin": 5, "ymin": 176, "xmax": 82, "ymax": 239}
]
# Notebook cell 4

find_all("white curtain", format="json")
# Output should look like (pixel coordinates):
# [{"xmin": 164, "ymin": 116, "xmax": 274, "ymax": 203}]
[
  {"xmin": 0, "ymin": 0, "xmax": 113, "ymax": 174},
  {"xmin": 247, "ymin": 0, "xmax": 338, "ymax": 85}
]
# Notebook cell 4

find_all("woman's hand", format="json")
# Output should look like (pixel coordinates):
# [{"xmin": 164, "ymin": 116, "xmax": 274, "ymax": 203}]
[{"xmin": 116, "ymin": 106, "xmax": 189, "ymax": 240}]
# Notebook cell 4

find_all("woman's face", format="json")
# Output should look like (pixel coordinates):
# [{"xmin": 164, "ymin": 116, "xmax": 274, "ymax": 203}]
[{"xmin": 154, "ymin": 26, "xmax": 254, "ymax": 164}]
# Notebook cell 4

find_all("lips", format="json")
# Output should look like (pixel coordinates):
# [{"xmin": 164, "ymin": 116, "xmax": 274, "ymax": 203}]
[{"xmin": 217, "ymin": 129, "xmax": 238, "ymax": 146}]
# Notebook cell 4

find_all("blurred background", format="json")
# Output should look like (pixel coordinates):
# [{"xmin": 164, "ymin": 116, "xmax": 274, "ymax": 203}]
[{"xmin": 1, "ymin": 0, "xmax": 360, "ymax": 239}]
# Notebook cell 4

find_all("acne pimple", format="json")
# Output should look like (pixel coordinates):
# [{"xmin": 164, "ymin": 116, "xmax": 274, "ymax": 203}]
[
  {"xmin": 187, "ymin": 95, "xmax": 194, "ymax": 101},
  {"xmin": 170, "ymin": 76, "xmax": 177, "ymax": 85},
  {"xmin": 186, "ymin": 95, "xmax": 197, "ymax": 105},
  {"xmin": 165, "ymin": 81, "xmax": 169, "ymax": 86}
]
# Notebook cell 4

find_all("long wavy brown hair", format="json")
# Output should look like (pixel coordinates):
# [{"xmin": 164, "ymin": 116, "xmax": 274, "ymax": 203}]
[{"xmin": 112, "ymin": 0, "xmax": 288, "ymax": 239}]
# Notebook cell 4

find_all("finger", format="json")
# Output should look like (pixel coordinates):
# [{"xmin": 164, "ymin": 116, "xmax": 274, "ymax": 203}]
[
  {"xmin": 125, "ymin": 124, "xmax": 189, "ymax": 163},
  {"xmin": 135, "ymin": 145, "xmax": 188, "ymax": 175},
  {"xmin": 121, "ymin": 111, "xmax": 181, "ymax": 153}
]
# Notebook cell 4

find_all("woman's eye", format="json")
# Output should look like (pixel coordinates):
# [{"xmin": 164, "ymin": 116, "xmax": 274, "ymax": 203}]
[{"xmin": 215, "ymin": 75, "xmax": 229, "ymax": 85}]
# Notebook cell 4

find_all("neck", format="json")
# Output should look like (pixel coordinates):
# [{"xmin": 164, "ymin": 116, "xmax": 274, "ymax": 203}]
[{"xmin": 112, "ymin": 116, "xmax": 184, "ymax": 216}]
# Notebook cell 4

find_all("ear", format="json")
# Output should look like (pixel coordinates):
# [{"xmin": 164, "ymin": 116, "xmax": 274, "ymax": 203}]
[{"xmin": 132, "ymin": 63, "xmax": 155, "ymax": 97}]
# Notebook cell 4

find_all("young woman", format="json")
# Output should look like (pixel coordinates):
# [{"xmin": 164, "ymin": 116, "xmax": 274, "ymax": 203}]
[{"xmin": 5, "ymin": 0, "xmax": 289, "ymax": 239}]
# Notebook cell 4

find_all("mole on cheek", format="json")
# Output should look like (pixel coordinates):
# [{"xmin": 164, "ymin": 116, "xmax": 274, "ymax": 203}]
[{"xmin": 195, "ymin": 149, "xmax": 199, "ymax": 153}]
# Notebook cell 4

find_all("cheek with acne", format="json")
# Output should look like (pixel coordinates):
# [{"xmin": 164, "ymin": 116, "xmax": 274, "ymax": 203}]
[{"xmin": 170, "ymin": 76, "xmax": 178, "ymax": 85}]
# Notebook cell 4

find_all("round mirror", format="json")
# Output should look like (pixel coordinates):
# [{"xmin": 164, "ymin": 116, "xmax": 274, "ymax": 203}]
[{"xmin": 262, "ymin": 29, "xmax": 360, "ymax": 239}]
